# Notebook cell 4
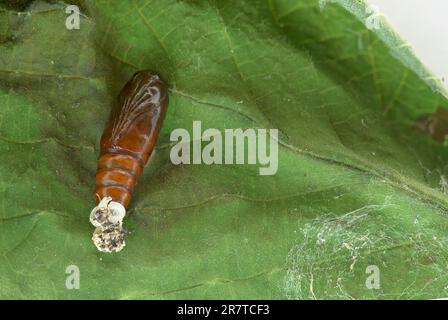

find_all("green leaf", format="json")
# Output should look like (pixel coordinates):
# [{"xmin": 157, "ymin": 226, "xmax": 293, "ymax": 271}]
[{"xmin": 1, "ymin": 0, "xmax": 448, "ymax": 299}]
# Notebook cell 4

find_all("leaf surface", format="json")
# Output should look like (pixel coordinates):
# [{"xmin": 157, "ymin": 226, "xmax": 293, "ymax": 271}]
[{"xmin": 0, "ymin": 0, "xmax": 448, "ymax": 299}]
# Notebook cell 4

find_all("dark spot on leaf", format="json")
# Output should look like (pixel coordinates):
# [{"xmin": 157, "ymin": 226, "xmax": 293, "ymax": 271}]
[
  {"xmin": 0, "ymin": 0, "xmax": 34, "ymax": 11},
  {"xmin": 414, "ymin": 107, "xmax": 448, "ymax": 142}
]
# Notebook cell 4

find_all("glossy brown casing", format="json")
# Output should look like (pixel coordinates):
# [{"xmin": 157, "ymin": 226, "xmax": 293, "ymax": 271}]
[{"xmin": 95, "ymin": 70, "xmax": 168, "ymax": 207}]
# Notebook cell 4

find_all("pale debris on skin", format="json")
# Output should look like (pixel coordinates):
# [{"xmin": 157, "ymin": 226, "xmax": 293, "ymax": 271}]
[
  {"xmin": 90, "ymin": 197, "xmax": 125, "ymax": 227},
  {"xmin": 90, "ymin": 196, "xmax": 127, "ymax": 253},
  {"xmin": 92, "ymin": 225, "xmax": 126, "ymax": 253}
]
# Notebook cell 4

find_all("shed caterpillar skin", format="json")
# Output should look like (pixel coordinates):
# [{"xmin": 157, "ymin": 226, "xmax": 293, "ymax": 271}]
[{"xmin": 90, "ymin": 70, "xmax": 168, "ymax": 253}]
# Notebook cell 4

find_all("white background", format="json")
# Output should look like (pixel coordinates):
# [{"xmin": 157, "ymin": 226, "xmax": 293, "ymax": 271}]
[{"xmin": 367, "ymin": 0, "xmax": 448, "ymax": 88}]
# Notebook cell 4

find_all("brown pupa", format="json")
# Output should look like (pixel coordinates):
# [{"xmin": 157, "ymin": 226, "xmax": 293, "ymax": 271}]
[{"xmin": 90, "ymin": 70, "xmax": 168, "ymax": 252}]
